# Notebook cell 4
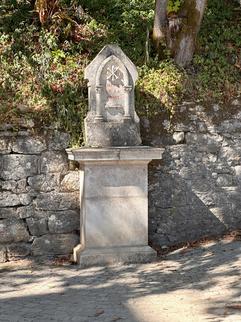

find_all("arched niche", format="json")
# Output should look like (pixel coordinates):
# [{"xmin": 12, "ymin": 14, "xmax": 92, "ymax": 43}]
[{"xmin": 95, "ymin": 55, "xmax": 133, "ymax": 122}]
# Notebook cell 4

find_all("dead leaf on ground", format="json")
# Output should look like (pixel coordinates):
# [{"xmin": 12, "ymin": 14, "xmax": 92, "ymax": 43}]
[
  {"xmin": 94, "ymin": 309, "xmax": 105, "ymax": 317},
  {"xmin": 226, "ymin": 303, "xmax": 241, "ymax": 310},
  {"xmin": 111, "ymin": 316, "xmax": 123, "ymax": 321}
]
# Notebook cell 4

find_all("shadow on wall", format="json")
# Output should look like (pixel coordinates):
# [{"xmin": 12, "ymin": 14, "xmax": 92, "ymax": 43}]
[
  {"xmin": 1, "ymin": 240, "xmax": 241, "ymax": 321},
  {"xmin": 145, "ymin": 99, "xmax": 241, "ymax": 249}
]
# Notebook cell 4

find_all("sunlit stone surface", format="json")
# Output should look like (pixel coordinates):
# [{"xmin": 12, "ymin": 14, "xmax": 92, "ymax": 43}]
[{"xmin": 67, "ymin": 45, "xmax": 163, "ymax": 267}]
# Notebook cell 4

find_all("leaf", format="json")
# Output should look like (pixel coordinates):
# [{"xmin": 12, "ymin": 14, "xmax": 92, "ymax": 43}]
[
  {"xmin": 94, "ymin": 309, "xmax": 104, "ymax": 317},
  {"xmin": 111, "ymin": 316, "xmax": 123, "ymax": 321},
  {"xmin": 226, "ymin": 303, "xmax": 241, "ymax": 310}
]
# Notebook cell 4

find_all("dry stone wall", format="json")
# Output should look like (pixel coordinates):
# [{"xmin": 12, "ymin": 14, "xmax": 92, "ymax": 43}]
[
  {"xmin": 1, "ymin": 98, "xmax": 241, "ymax": 262},
  {"xmin": 0, "ymin": 125, "xmax": 80, "ymax": 263},
  {"xmin": 142, "ymin": 98, "xmax": 241, "ymax": 249}
]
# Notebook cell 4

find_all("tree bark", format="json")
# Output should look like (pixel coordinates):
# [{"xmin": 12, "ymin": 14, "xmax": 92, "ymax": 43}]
[
  {"xmin": 172, "ymin": 0, "xmax": 207, "ymax": 67},
  {"xmin": 152, "ymin": 0, "xmax": 168, "ymax": 51}
]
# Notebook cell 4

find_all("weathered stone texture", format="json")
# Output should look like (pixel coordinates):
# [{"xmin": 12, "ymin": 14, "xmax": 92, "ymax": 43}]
[
  {"xmin": 0, "ymin": 138, "xmax": 11, "ymax": 154},
  {"xmin": 0, "ymin": 247, "xmax": 7, "ymax": 263},
  {"xmin": 146, "ymin": 99, "xmax": 241, "ymax": 248},
  {"xmin": 1, "ymin": 179, "xmax": 29, "ymax": 193},
  {"xmin": 60, "ymin": 172, "xmax": 79, "ymax": 192},
  {"xmin": 0, "ymin": 206, "xmax": 34, "ymax": 220},
  {"xmin": 7, "ymin": 243, "xmax": 31, "ymax": 260},
  {"xmin": 34, "ymin": 192, "xmax": 79, "ymax": 211},
  {"xmin": 0, "ymin": 155, "xmax": 38, "ymax": 180},
  {"xmin": 28, "ymin": 173, "xmax": 60, "ymax": 192},
  {"xmin": 26, "ymin": 217, "xmax": 48, "ymax": 236},
  {"xmin": 32, "ymin": 234, "xmax": 79, "ymax": 256},
  {"xmin": 84, "ymin": 44, "xmax": 142, "ymax": 147},
  {"xmin": 0, "ymin": 192, "xmax": 32, "ymax": 207},
  {"xmin": 48, "ymin": 211, "xmax": 80, "ymax": 233},
  {"xmin": 2, "ymin": 100, "xmax": 241, "ymax": 262},
  {"xmin": 12, "ymin": 136, "xmax": 46, "ymax": 154},
  {"xmin": 0, "ymin": 219, "xmax": 29, "ymax": 243},
  {"xmin": 47, "ymin": 131, "xmax": 70, "ymax": 150},
  {"xmin": 0, "ymin": 129, "xmax": 80, "ymax": 261},
  {"xmin": 40, "ymin": 151, "xmax": 68, "ymax": 173}
]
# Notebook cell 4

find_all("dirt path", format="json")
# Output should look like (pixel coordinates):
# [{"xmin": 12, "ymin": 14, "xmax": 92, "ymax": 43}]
[{"xmin": 1, "ymin": 240, "xmax": 241, "ymax": 321}]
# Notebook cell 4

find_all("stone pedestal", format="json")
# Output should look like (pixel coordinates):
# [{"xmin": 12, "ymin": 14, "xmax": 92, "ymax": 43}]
[{"xmin": 66, "ymin": 147, "xmax": 164, "ymax": 267}]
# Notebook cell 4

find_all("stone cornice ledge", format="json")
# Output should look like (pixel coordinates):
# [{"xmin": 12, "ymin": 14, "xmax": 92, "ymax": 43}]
[{"xmin": 66, "ymin": 146, "xmax": 164, "ymax": 161}]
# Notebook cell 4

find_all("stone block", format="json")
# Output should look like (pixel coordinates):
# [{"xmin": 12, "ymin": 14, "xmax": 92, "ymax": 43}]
[
  {"xmin": 219, "ymin": 147, "xmax": 241, "ymax": 165},
  {"xmin": 234, "ymin": 166, "xmax": 241, "ymax": 182},
  {"xmin": 85, "ymin": 194, "xmax": 147, "ymax": 248},
  {"xmin": 179, "ymin": 167, "xmax": 193, "ymax": 179},
  {"xmin": 191, "ymin": 191, "xmax": 228, "ymax": 207},
  {"xmin": 168, "ymin": 145, "xmax": 190, "ymax": 160},
  {"xmin": 0, "ymin": 192, "xmax": 32, "ymax": 207},
  {"xmin": 19, "ymin": 194, "xmax": 32, "ymax": 206},
  {"xmin": 48, "ymin": 210, "xmax": 80, "ymax": 233},
  {"xmin": 0, "ymin": 206, "xmax": 34, "ymax": 219},
  {"xmin": 186, "ymin": 133, "xmax": 222, "ymax": 145},
  {"xmin": 85, "ymin": 164, "xmax": 147, "ymax": 198},
  {"xmin": 60, "ymin": 172, "xmax": 80, "ymax": 192},
  {"xmin": 17, "ymin": 206, "xmax": 34, "ymax": 219},
  {"xmin": 173, "ymin": 132, "xmax": 185, "ymax": 144},
  {"xmin": 76, "ymin": 246, "xmax": 156, "ymax": 268},
  {"xmin": 34, "ymin": 192, "xmax": 79, "ymax": 211},
  {"xmin": 0, "ymin": 247, "xmax": 7, "ymax": 263},
  {"xmin": 28, "ymin": 173, "xmax": 60, "ymax": 192},
  {"xmin": 0, "ymin": 219, "xmax": 29, "ymax": 243},
  {"xmin": 154, "ymin": 188, "xmax": 186, "ymax": 208},
  {"xmin": 0, "ymin": 138, "xmax": 11, "ymax": 154},
  {"xmin": 154, "ymin": 205, "xmax": 226, "ymax": 246},
  {"xmin": 31, "ymin": 233, "xmax": 79, "ymax": 256},
  {"xmin": 40, "ymin": 151, "xmax": 68, "ymax": 173},
  {"xmin": 0, "ymin": 180, "xmax": 17, "ymax": 191},
  {"xmin": 0, "ymin": 154, "xmax": 38, "ymax": 180},
  {"xmin": 85, "ymin": 115, "xmax": 142, "ymax": 147},
  {"xmin": 67, "ymin": 147, "xmax": 163, "ymax": 162},
  {"xmin": 209, "ymin": 205, "xmax": 234, "ymax": 229},
  {"xmin": 85, "ymin": 196, "xmax": 147, "ymax": 247},
  {"xmin": 219, "ymin": 119, "xmax": 241, "ymax": 133},
  {"xmin": 26, "ymin": 217, "xmax": 48, "ymax": 236},
  {"xmin": 1, "ymin": 179, "xmax": 29, "ymax": 193},
  {"xmin": 12, "ymin": 136, "xmax": 46, "ymax": 154},
  {"xmin": 7, "ymin": 243, "xmax": 31, "ymax": 260},
  {"xmin": 47, "ymin": 131, "xmax": 70, "ymax": 150},
  {"xmin": 216, "ymin": 174, "xmax": 234, "ymax": 187},
  {"xmin": 0, "ymin": 192, "xmax": 21, "ymax": 207}
]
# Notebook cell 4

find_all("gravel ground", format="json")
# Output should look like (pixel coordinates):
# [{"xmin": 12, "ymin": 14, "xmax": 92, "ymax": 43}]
[{"xmin": 1, "ymin": 240, "xmax": 241, "ymax": 322}]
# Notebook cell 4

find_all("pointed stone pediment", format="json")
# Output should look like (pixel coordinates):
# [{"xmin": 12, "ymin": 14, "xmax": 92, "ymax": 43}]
[
  {"xmin": 85, "ymin": 44, "xmax": 138, "ymax": 84},
  {"xmin": 84, "ymin": 44, "xmax": 141, "ymax": 147}
]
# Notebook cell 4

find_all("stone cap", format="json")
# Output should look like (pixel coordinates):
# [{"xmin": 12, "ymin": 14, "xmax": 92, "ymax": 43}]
[
  {"xmin": 84, "ymin": 44, "xmax": 138, "ymax": 84},
  {"xmin": 66, "ymin": 146, "xmax": 164, "ymax": 162}
]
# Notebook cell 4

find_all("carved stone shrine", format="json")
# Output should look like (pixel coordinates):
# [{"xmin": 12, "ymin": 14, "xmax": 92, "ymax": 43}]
[
  {"xmin": 84, "ymin": 44, "xmax": 142, "ymax": 147},
  {"xmin": 66, "ymin": 45, "xmax": 164, "ymax": 267}
]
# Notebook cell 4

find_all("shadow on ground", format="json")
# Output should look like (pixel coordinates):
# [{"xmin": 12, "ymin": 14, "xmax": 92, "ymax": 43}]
[{"xmin": 1, "ymin": 240, "xmax": 241, "ymax": 321}]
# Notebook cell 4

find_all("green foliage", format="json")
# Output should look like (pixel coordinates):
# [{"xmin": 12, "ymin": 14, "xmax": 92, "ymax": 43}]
[
  {"xmin": 137, "ymin": 61, "xmax": 187, "ymax": 116},
  {"xmin": 192, "ymin": 0, "xmax": 241, "ymax": 102},
  {"xmin": 80, "ymin": 0, "xmax": 155, "ymax": 64},
  {"xmin": 0, "ymin": 0, "xmax": 240, "ymax": 145},
  {"xmin": 167, "ymin": 0, "xmax": 183, "ymax": 14}
]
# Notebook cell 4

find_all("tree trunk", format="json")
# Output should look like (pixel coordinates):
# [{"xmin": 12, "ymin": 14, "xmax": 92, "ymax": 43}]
[
  {"xmin": 171, "ymin": 0, "xmax": 207, "ymax": 67},
  {"xmin": 152, "ymin": 0, "xmax": 168, "ymax": 51}
]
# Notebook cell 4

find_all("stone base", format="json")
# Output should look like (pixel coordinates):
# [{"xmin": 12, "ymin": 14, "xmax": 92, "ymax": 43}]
[
  {"xmin": 84, "ymin": 113, "xmax": 142, "ymax": 147},
  {"xmin": 73, "ymin": 245, "xmax": 157, "ymax": 267}
]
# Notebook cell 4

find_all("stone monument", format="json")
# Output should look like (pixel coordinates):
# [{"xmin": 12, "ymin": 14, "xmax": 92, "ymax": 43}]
[
  {"xmin": 66, "ymin": 44, "xmax": 164, "ymax": 267},
  {"xmin": 84, "ymin": 44, "xmax": 141, "ymax": 147}
]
